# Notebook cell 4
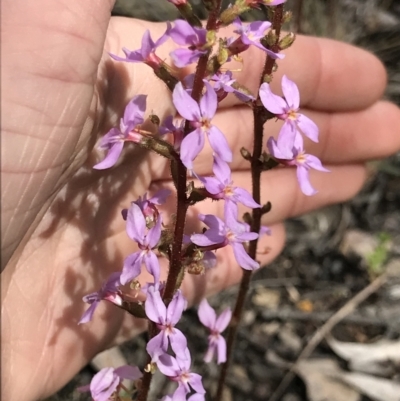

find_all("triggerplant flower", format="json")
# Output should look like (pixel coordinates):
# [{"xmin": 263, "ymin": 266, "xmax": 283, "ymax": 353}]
[
  {"xmin": 145, "ymin": 289, "xmax": 188, "ymax": 356},
  {"xmin": 231, "ymin": 18, "xmax": 284, "ymax": 60},
  {"xmin": 79, "ymin": 272, "xmax": 122, "ymax": 324},
  {"xmin": 267, "ymin": 132, "xmax": 329, "ymax": 196},
  {"xmin": 169, "ymin": 20, "xmax": 208, "ymax": 67},
  {"xmin": 172, "ymin": 81, "xmax": 232, "ymax": 169},
  {"xmin": 121, "ymin": 203, "xmax": 162, "ymax": 285},
  {"xmin": 94, "ymin": 95, "xmax": 146, "ymax": 170},
  {"xmin": 190, "ymin": 211, "xmax": 259, "ymax": 271},
  {"xmin": 78, "ymin": 365, "xmax": 142, "ymax": 401},
  {"xmin": 198, "ymin": 299, "xmax": 232, "ymax": 364},
  {"xmin": 122, "ymin": 189, "xmax": 171, "ymax": 224},
  {"xmin": 259, "ymin": 75, "xmax": 319, "ymax": 155},
  {"xmin": 157, "ymin": 348, "xmax": 205, "ymax": 399},
  {"xmin": 110, "ymin": 23, "xmax": 171, "ymax": 69},
  {"xmin": 198, "ymin": 156, "xmax": 260, "ymax": 215},
  {"xmin": 210, "ymin": 71, "xmax": 255, "ymax": 103}
]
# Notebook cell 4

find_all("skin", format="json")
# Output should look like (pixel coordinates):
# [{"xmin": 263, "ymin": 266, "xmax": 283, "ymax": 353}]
[{"xmin": 1, "ymin": 1, "xmax": 400, "ymax": 400}]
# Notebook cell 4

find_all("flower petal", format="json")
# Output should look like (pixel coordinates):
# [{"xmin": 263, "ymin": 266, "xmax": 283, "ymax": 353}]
[
  {"xmin": 78, "ymin": 301, "xmax": 99, "ymax": 324},
  {"xmin": 281, "ymin": 75, "xmax": 300, "ymax": 109},
  {"xmin": 146, "ymin": 215, "xmax": 162, "ymax": 248},
  {"xmin": 126, "ymin": 202, "xmax": 146, "ymax": 243},
  {"xmin": 123, "ymin": 95, "xmax": 146, "ymax": 128},
  {"xmin": 296, "ymin": 165, "xmax": 317, "ymax": 196},
  {"xmin": 114, "ymin": 365, "xmax": 142, "ymax": 380},
  {"xmin": 167, "ymin": 290, "xmax": 186, "ymax": 325},
  {"xmin": 144, "ymin": 251, "xmax": 161, "ymax": 283},
  {"xmin": 297, "ymin": 113, "xmax": 319, "ymax": 142},
  {"xmin": 198, "ymin": 299, "xmax": 217, "ymax": 329},
  {"xmin": 305, "ymin": 154, "xmax": 330, "ymax": 172},
  {"xmin": 208, "ymin": 126, "xmax": 232, "ymax": 163},
  {"xmin": 217, "ymin": 336, "xmax": 227, "ymax": 364},
  {"xmin": 259, "ymin": 83, "xmax": 287, "ymax": 114},
  {"xmin": 215, "ymin": 308, "xmax": 232, "ymax": 332},
  {"xmin": 172, "ymin": 82, "xmax": 201, "ymax": 121},
  {"xmin": 93, "ymin": 141, "xmax": 124, "ymax": 170},
  {"xmin": 180, "ymin": 129, "xmax": 205, "ymax": 169},
  {"xmin": 121, "ymin": 252, "xmax": 143, "ymax": 285},
  {"xmin": 233, "ymin": 187, "xmax": 260, "ymax": 208},
  {"xmin": 212, "ymin": 157, "xmax": 231, "ymax": 184},
  {"xmin": 145, "ymin": 290, "xmax": 166, "ymax": 324},
  {"xmin": 232, "ymin": 242, "xmax": 259, "ymax": 270},
  {"xmin": 200, "ymin": 81, "xmax": 218, "ymax": 120}
]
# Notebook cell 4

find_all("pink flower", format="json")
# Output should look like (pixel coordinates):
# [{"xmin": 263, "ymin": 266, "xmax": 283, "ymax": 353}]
[
  {"xmin": 121, "ymin": 203, "xmax": 162, "ymax": 285},
  {"xmin": 79, "ymin": 273, "xmax": 122, "ymax": 324},
  {"xmin": 190, "ymin": 209, "xmax": 259, "ymax": 271},
  {"xmin": 110, "ymin": 23, "xmax": 171, "ymax": 69},
  {"xmin": 94, "ymin": 95, "xmax": 146, "ymax": 170},
  {"xmin": 259, "ymin": 75, "xmax": 319, "ymax": 156},
  {"xmin": 157, "ymin": 348, "xmax": 205, "ymax": 399},
  {"xmin": 78, "ymin": 365, "xmax": 142, "ymax": 401},
  {"xmin": 145, "ymin": 289, "xmax": 188, "ymax": 357},
  {"xmin": 198, "ymin": 299, "xmax": 232, "ymax": 364},
  {"xmin": 172, "ymin": 81, "xmax": 232, "ymax": 169},
  {"xmin": 267, "ymin": 132, "xmax": 329, "ymax": 196},
  {"xmin": 169, "ymin": 20, "xmax": 208, "ymax": 67}
]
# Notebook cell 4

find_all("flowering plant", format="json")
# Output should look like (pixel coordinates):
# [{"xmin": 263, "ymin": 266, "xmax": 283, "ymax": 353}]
[{"xmin": 78, "ymin": 1, "xmax": 327, "ymax": 400}]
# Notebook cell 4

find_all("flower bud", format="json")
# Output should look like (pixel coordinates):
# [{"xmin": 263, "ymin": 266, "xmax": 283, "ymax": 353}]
[
  {"xmin": 282, "ymin": 10, "xmax": 292, "ymax": 23},
  {"xmin": 262, "ymin": 29, "xmax": 277, "ymax": 47},
  {"xmin": 177, "ymin": 3, "xmax": 202, "ymax": 27},
  {"xmin": 149, "ymin": 113, "xmax": 160, "ymax": 126},
  {"xmin": 202, "ymin": 0, "xmax": 218, "ymax": 11},
  {"xmin": 240, "ymin": 146, "xmax": 252, "ymax": 160},
  {"xmin": 261, "ymin": 201, "xmax": 272, "ymax": 214},
  {"xmin": 220, "ymin": 2, "xmax": 250, "ymax": 25},
  {"xmin": 279, "ymin": 32, "xmax": 296, "ymax": 50},
  {"xmin": 263, "ymin": 73, "xmax": 273, "ymax": 83},
  {"xmin": 206, "ymin": 30, "xmax": 217, "ymax": 48}
]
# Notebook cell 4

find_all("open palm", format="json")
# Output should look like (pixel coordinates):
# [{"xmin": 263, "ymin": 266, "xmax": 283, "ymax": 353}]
[{"xmin": 2, "ymin": 1, "xmax": 400, "ymax": 400}]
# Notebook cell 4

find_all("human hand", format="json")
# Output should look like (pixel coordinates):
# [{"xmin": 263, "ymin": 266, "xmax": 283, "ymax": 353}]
[{"xmin": 2, "ymin": 1, "xmax": 400, "ymax": 400}]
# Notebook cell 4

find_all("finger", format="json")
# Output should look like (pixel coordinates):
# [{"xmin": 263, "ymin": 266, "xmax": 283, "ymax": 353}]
[
  {"xmin": 220, "ymin": 34, "xmax": 387, "ymax": 112},
  {"xmin": 153, "ymin": 163, "xmax": 367, "ymax": 229},
  {"xmin": 106, "ymin": 19, "xmax": 386, "ymax": 119},
  {"xmin": 154, "ymin": 99, "xmax": 400, "ymax": 177}
]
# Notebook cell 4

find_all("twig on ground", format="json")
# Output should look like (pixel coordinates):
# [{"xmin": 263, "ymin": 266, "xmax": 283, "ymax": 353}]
[{"xmin": 268, "ymin": 271, "xmax": 389, "ymax": 401}]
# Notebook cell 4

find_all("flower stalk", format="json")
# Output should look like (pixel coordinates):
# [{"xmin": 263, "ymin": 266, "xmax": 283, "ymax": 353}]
[{"xmin": 214, "ymin": 5, "xmax": 285, "ymax": 400}]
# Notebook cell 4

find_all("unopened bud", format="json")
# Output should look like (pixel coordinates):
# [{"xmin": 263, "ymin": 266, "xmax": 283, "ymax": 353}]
[
  {"xmin": 130, "ymin": 280, "xmax": 141, "ymax": 291},
  {"xmin": 206, "ymin": 30, "xmax": 217, "ymax": 48},
  {"xmin": 243, "ymin": 212, "xmax": 252, "ymax": 225},
  {"xmin": 154, "ymin": 64, "xmax": 179, "ymax": 92},
  {"xmin": 176, "ymin": 3, "xmax": 202, "ymax": 27},
  {"xmin": 149, "ymin": 113, "xmax": 160, "ymax": 126},
  {"xmin": 217, "ymin": 41, "xmax": 229, "ymax": 65},
  {"xmin": 282, "ymin": 10, "xmax": 292, "ymax": 24},
  {"xmin": 261, "ymin": 201, "xmax": 272, "ymax": 214},
  {"xmin": 144, "ymin": 362, "xmax": 157, "ymax": 374},
  {"xmin": 263, "ymin": 73, "xmax": 273, "ymax": 83},
  {"xmin": 220, "ymin": 2, "xmax": 250, "ymax": 25},
  {"xmin": 262, "ymin": 29, "xmax": 277, "ymax": 47},
  {"xmin": 240, "ymin": 147, "xmax": 252, "ymax": 160},
  {"xmin": 202, "ymin": 0, "xmax": 217, "ymax": 11},
  {"xmin": 279, "ymin": 32, "xmax": 296, "ymax": 50}
]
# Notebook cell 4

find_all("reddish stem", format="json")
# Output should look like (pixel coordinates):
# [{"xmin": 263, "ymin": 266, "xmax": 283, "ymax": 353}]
[
  {"xmin": 214, "ymin": 5, "xmax": 285, "ymax": 400},
  {"xmin": 137, "ymin": 2, "xmax": 223, "ymax": 400}
]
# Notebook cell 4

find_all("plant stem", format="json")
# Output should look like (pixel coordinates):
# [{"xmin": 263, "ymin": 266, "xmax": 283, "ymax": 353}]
[
  {"xmin": 137, "ymin": 3, "xmax": 223, "ymax": 399},
  {"xmin": 214, "ymin": 5, "xmax": 285, "ymax": 400}
]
